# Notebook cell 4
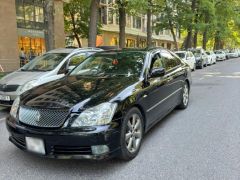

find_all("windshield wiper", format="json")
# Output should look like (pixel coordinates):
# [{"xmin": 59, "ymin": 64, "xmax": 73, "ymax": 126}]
[
  {"xmin": 30, "ymin": 68, "xmax": 48, "ymax": 72},
  {"xmin": 20, "ymin": 69, "xmax": 27, "ymax": 71}
]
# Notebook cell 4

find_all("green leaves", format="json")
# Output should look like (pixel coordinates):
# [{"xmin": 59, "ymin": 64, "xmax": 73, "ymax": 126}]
[{"xmin": 64, "ymin": 0, "xmax": 101, "ymax": 47}]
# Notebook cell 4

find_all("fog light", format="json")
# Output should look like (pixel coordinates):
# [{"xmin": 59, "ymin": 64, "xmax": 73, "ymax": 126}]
[{"xmin": 91, "ymin": 145, "xmax": 109, "ymax": 155}]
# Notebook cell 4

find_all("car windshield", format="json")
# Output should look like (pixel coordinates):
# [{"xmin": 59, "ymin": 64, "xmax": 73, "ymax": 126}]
[
  {"xmin": 192, "ymin": 50, "xmax": 201, "ymax": 57},
  {"xmin": 175, "ymin": 53, "xmax": 186, "ymax": 59},
  {"xmin": 70, "ymin": 51, "xmax": 145, "ymax": 77},
  {"xmin": 215, "ymin": 51, "xmax": 222, "ymax": 54},
  {"xmin": 21, "ymin": 53, "xmax": 68, "ymax": 72},
  {"xmin": 206, "ymin": 52, "xmax": 210, "ymax": 55}
]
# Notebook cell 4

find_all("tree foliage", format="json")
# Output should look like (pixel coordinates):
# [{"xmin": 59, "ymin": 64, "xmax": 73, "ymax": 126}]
[{"xmin": 64, "ymin": 0, "xmax": 101, "ymax": 47}]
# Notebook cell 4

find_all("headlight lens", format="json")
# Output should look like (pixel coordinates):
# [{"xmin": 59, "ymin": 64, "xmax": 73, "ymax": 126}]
[
  {"xmin": 10, "ymin": 96, "xmax": 20, "ymax": 118},
  {"xmin": 71, "ymin": 102, "xmax": 118, "ymax": 127},
  {"xmin": 18, "ymin": 80, "xmax": 37, "ymax": 95}
]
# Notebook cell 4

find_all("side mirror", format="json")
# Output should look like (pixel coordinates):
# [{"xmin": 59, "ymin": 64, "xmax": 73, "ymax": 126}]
[{"xmin": 150, "ymin": 68, "xmax": 165, "ymax": 78}]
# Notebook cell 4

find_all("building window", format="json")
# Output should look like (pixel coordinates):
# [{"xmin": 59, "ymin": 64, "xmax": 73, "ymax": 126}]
[
  {"xmin": 99, "ymin": 6, "xmax": 107, "ymax": 25},
  {"xmin": 167, "ymin": 43, "xmax": 171, "ymax": 49},
  {"xmin": 35, "ymin": 6, "xmax": 44, "ymax": 23},
  {"xmin": 139, "ymin": 39, "xmax": 146, "ymax": 48},
  {"xmin": 110, "ymin": 37, "xmax": 118, "ymax": 46},
  {"xmin": 133, "ymin": 16, "xmax": 141, "ymax": 29},
  {"xmin": 108, "ymin": 8, "xmax": 114, "ymax": 24},
  {"xmin": 126, "ymin": 15, "xmax": 131, "ymax": 28},
  {"xmin": 18, "ymin": 36, "xmax": 46, "ymax": 63},
  {"xmin": 15, "ymin": 0, "xmax": 44, "ymax": 30},
  {"xmin": 126, "ymin": 39, "xmax": 136, "ymax": 47}
]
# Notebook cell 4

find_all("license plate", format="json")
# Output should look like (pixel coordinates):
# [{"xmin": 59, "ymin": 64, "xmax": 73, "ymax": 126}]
[
  {"xmin": 26, "ymin": 137, "xmax": 45, "ymax": 155},
  {"xmin": 0, "ymin": 95, "xmax": 10, "ymax": 101}
]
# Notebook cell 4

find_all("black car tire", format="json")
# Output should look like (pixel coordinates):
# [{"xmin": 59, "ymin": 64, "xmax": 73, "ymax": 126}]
[
  {"xmin": 192, "ymin": 64, "xmax": 196, "ymax": 71},
  {"xmin": 118, "ymin": 107, "xmax": 144, "ymax": 161},
  {"xmin": 199, "ymin": 63, "xmax": 203, "ymax": 69},
  {"xmin": 178, "ymin": 82, "xmax": 189, "ymax": 109}
]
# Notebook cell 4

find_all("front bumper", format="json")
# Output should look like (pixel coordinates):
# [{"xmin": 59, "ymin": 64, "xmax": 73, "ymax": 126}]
[
  {"xmin": 6, "ymin": 117, "xmax": 121, "ymax": 160},
  {"xmin": 195, "ymin": 59, "xmax": 203, "ymax": 67},
  {"xmin": 216, "ymin": 56, "xmax": 225, "ymax": 61}
]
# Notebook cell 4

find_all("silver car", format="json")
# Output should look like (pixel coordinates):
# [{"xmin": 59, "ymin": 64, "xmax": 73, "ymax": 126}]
[{"xmin": 0, "ymin": 47, "xmax": 103, "ymax": 107}]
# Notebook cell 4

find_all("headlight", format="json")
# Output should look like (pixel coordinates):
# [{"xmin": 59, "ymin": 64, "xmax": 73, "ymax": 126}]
[
  {"xmin": 71, "ymin": 102, "xmax": 118, "ymax": 127},
  {"xmin": 10, "ymin": 96, "xmax": 20, "ymax": 118},
  {"xmin": 18, "ymin": 80, "xmax": 37, "ymax": 95}
]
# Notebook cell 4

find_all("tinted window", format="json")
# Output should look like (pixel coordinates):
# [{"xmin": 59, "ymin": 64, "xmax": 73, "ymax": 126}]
[
  {"xmin": 175, "ymin": 52, "xmax": 186, "ymax": 59},
  {"xmin": 21, "ymin": 53, "xmax": 68, "ymax": 71},
  {"xmin": 161, "ymin": 50, "xmax": 181, "ymax": 71},
  {"xmin": 69, "ymin": 53, "xmax": 87, "ymax": 67},
  {"xmin": 70, "ymin": 51, "xmax": 145, "ymax": 77},
  {"xmin": 151, "ymin": 53, "xmax": 164, "ymax": 69}
]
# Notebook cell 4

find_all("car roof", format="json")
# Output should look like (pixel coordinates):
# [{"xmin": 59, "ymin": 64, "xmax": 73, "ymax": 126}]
[
  {"xmin": 46, "ymin": 48, "xmax": 103, "ymax": 54},
  {"xmin": 175, "ymin": 51, "xmax": 187, "ymax": 53}
]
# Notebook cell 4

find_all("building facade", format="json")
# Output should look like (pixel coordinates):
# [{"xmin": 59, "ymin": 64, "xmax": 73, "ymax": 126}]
[
  {"xmin": 71, "ymin": 0, "xmax": 179, "ymax": 49},
  {"xmin": 0, "ymin": 0, "xmax": 65, "ymax": 72}
]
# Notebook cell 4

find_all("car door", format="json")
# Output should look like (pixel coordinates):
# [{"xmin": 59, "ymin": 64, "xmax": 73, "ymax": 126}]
[
  {"xmin": 159, "ymin": 50, "xmax": 186, "ymax": 112},
  {"xmin": 140, "ymin": 52, "xmax": 170, "ymax": 126},
  {"xmin": 141, "ymin": 50, "xmax": 185, "ymax": 127}
]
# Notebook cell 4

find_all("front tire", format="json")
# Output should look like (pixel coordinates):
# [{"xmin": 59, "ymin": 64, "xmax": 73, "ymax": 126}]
[
  {"xmin": 118, "ymin": 107, "xmax": 144, "ymax": 161},
  {"xmin": 178, "ymin": 82, "xmax": 189, "ymax": 109}
]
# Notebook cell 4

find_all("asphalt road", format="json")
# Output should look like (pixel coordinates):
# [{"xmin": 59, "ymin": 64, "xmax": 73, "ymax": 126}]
[{"xmin": 1, "ymin": 58, "xmax": 240, "ymax": 180}]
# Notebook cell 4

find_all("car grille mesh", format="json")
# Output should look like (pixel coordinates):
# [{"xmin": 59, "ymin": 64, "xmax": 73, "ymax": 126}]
[{"xmin": 19, "ymin": 106, "xmax": 69, "ymax": 128}]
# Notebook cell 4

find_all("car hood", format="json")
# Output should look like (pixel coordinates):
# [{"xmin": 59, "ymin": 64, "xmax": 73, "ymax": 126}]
[
  {"xmin": 0, "ymin": 71, "xmax": 48, "ymax": 86},
  {"xmin": 21, "ymin": 75, "xmax": 139, "ymax": 111}
]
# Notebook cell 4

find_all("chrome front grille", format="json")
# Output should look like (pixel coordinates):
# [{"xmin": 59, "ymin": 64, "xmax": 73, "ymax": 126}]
[{"xmin": 19, "ymin": 106, "xmax": 69, "ymax": 128}]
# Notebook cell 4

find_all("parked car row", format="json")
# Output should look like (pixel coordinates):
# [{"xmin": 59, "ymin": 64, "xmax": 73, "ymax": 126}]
[
  {"xmin": 175, "ymin": 48, "xmax": 240, "ymax": 71},
  {"xmin": 3, "ymin": 47, "xmax": 192, "ymax": 160}
]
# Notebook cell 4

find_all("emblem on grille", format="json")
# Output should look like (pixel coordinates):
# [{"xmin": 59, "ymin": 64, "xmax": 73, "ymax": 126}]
[{"xmin": 36, "ymin": 111, "xmax": 41, "ymax": 122}]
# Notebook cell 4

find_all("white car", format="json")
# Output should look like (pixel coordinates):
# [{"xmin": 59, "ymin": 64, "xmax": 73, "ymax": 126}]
[
  {"xmin": 175, "ymin": 51, "xmax": 196, "ymax": 71},
  {"xmin": 0, "ymin": 47, "xmax": 103, "ymax": 107},
  {"xmin": 228, "ymin": 50, "xmax": 239, "ymax": 58},
  {"xmin": 214, "ymin": 50, "xmax": 226, "ymax": 61},
  {"xmin": 206, "ymin": 51, "xmax": 217, "ymax": 65}
]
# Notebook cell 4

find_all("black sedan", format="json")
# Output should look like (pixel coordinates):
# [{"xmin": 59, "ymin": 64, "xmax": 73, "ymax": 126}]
[{"xmin": 6, "ymin": 48, "xmax": 192, "ymax": 160}]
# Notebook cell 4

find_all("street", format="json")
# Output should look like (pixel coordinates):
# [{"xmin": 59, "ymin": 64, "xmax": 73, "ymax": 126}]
[{"xmin": 0, "ymin": 58, "xmax": 240, "ymax": 180}]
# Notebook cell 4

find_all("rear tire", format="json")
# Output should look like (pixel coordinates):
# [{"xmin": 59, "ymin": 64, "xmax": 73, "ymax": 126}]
[
  {"xmin": 118, "ymin": 107, "xmax": 144, "ymax": 161},
  {"xmin": 178, "ymin": 82, "xmax": 189, "ymax": 109}
]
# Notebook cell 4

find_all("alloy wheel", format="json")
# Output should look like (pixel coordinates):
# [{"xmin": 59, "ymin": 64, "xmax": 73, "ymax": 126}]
[
  {"xmin": 125, "ymin": 113, "xmax": 143, "ymax": 154},
  {"xmin": 183, "ymin": 84, "xmax": 189, "ymax": 106}
]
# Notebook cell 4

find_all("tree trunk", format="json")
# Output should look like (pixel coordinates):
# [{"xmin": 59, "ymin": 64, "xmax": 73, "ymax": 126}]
[
  {"xmin": 184, "ymin": 0, "xmax": 197, "ymax": 49},
  {"xmin": 202, "ymin": 15, "xmax": 209, "ymax": 50},
  {"xmin": 202, "ymin": 30, "xmax": 207, "ymax": 50},
  {"xmin": 88, "ymin": 0, "xmax": 100, "ymax": 47},
  {"xmin": 169, "ymin": 20, "xmax": 178, "ymax": 50},
  {"xmin": 185, "ymin": 29, "xmax": 193, "ymax": 49},
  {"xmin": 70, "ymin": 12, "xmax": 82, "ymax": 48},
  {"xmin": 147, "ymin": 1, "xmax": 152, "ymax": 48},
  {"xmin": 214, "ymin": 33, "xmax": 221, "ymax": 50},
  {"xmin": 44, "ymin": 0, "xmax": 54, "ymax": 51},
  {"xmin": 118, "ymin": 1, "xmax": 126, "ymax": 48},
  {"xmin": 193, "ymin": 30, "xmax": 198, "ymax": 48}
]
